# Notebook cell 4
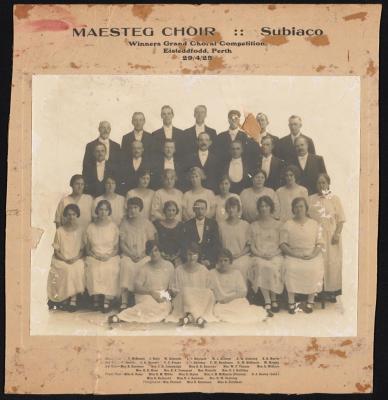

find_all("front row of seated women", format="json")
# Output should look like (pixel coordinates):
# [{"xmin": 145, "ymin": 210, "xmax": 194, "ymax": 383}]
[{"xmin": 47, "ymin": 193, "xmax": 330, "ymax": 322}]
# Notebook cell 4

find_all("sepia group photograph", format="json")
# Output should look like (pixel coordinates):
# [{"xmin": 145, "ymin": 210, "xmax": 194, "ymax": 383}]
[{"xmin": 31, "ymin": 74, "xmax": 360, "ymax": 337}]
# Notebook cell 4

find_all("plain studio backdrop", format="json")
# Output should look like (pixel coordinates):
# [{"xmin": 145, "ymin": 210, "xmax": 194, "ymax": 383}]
[{"xmin": 31, "ymin": 75, "xmax": 360, "ymax": 336}]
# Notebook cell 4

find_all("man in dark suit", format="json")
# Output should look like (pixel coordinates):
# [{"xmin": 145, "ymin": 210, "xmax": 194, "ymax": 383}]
[
  {"xmin": 82, "ymin": 120, "xmax": 121, "ymax": 172},
  {"xmin": 215, "ymin": 110, "xmax": 261, "ymax": 165},
  {"xmin": 221, "ymin": 140, "xmax": 252, "ymax": 195},
  {"xmin": 184, "ymin": 132, "xmax": 220, "ymax": 192},
  {"xmin": 277, "ymin": 115, "xmax": 316, "ymax": 164},
  {"xmin": 152, "ymin": 105, "xmax": 184, "ymax": 160},
  {"xmin": 183, "ymin": 105, "xmax": 217, "ymax": 155},
  {"xmin": 82, "ymin": 142, "xmax": 118, "ymax": 197},
  {"xmin": 256, "ymin": 112, "xmax": 280, "ymax": 154},
  {"xmin": 293, "ymin": 136, "xmax": 326, "ymax": 195},
  {"xmin": 151, "ymin": 139, "xmax": 185, "ymax": 191},
  {"xmin": 256, "ymin": 136, "xmax": 285, "ymax": 190},
  {"xmin": 120, "ymin": 140, "xmax": 152, "ymax": 195},
  {"xmin": 182, "ymin": 199, "xmax": 220, "ymax": 269},
  {"xmin": 121, "ymin": 112, "xmax": 153, "ymax": 162}
]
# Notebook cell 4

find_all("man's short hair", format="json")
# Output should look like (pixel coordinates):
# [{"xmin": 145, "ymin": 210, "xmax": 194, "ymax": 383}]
[
  {"xmin": 228, "ymin": 110, "xmax": 241, "ymax": 119},
  {"xmin": 161, "ymin": 105, "xmax": 174, "ymax": 114},
  {"xmin": 289, "ymin": 115, "xmax": 302, "ymax": 123},
  {"xmin": 193, "ymin": 199, "xmax": 208, "ymax": 209}
]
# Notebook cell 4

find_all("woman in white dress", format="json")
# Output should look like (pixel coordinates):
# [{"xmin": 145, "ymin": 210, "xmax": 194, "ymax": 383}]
[
  {"xmin": 182, "ymin": 167, "xmax": 216, "ymax": 221},
  {"xmin": 210, "ymin": 249, "xmax": 266, "ymax": 323},
  {"xmin": 166, "ymin": 243, "xmax": 216, "ymax": 328},
  {"xmin": 47, "ymin": 204, "xmax": 86, "ymax": 312},
  {"xmin": 55, "ymin": 174, "xmax": 93, "ymax": 232},
  {"xmin": 108, "ymin": 241, "xmax": 175, "ymax": 324},
  {"xmin": 218, "ymin": 197, "xmax": 251, "ymax": 283},
  {"xmin": 276, "ymin": 165, "xmax": 308, "ymax": 222},
  {"xmin": 92, "ymin": 175, "xmax": 125, "ymax": 226},
  {"xmin": 249, "ymin": 196, "xmax": 284, "ymax": 314},
  {"xmin": 126, "ymin": 168, "xmax": 155, "ymax": 220},
  {"xmin": 214, "ymin": 175, "xmax": 242, "ymax": 223},
  {"xmin": 85, "ymin": 200, "xmax": 120, "ymax": 313},
  {"xmin": 119, "ymin": 197, "xmax": 157, "ymax": 311},
  {"xmin": 280, "ymin": 197, "xmax": 324, "ymax": 314},
  {"xmin": 240, "ymin": 169, "xmax": 280, "ymax": 222},
  {"xmin": 151, "ymin": 169, "xmax": 183, "ymax": 221},
  {"xmin": 308, "ymin": 174, "xmax": 346, "ymax": 302}
]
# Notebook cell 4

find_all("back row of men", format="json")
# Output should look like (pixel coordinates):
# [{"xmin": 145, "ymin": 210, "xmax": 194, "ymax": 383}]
[{"xmin": 82, "ymin": 106, "xmax": 326, "ymax": 197}]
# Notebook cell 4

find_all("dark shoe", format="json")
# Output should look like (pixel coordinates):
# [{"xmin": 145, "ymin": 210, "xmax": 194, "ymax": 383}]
[
  {"xmin": 108, "ymin": 315, "xmax": 121, "ymax": 324},
  {"xmin": 303, "ymin": 302, "xmax": 314, "ymax": 314},
  {"xmin": 196, "ymin": 317, "xmax": 206, "ymax": 328},
  {"xmin": 264, "ymin": 303, "xmax": 273, "ymax": 317},
  {"xmin": 178, "ymin": 316, "xmax": 190, "ymax": 326},
  {"xmin": 288, "ymin": 303, "xmax": 296, "ymax": 315},
  {"xmin": 271, "ymin": 302, "xmax": 280, "ymax": 313},
  {"xmin": 67, "ymin": 304, "xmax": 78, "ymax": 313},
  {"xmin": 102, "ymin": 302, "xmax": 112, "ymax": 313},
  {"xmin": 119, "ymin": 303, "xmax": 128, "ymax": 311},
  {"xmin": 328, "ymin": 295, "xmax": 337, "ymax": 303}
]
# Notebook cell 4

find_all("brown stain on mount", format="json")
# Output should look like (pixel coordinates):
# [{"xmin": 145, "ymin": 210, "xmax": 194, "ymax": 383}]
[
  {"xmin": 316, "ymin": 65, "xmax": 326, "ymax": 72},
  {"xmin": 306, "ymin": 338, "xmax": 319, "ymax": 352},
  {"xmin": 206, "ymin": 56, "xmax": 226, "ymax": 71},
  {"xmin": 366, "ymin": 60, "xmax": 377, "ymax": 76},
  {"xmin": 132, "ymin": 5, "xmax": 154, "ymax": 21},
  {"xmin": 340, "ymin": 339, "xmax": 352, "ymax": 347},
  {"xmin": 343, "ymin": 12, "xmax": 368, "ymax": 22},
  {"xmin": 306, "ymin": 35, "xmax": 330, "ymax": 46},
  {"xmin": 268, "ymin": 5, "xmax": 277, "ymax": 11},
  {"xmin": 193, "ymin": 31, "xmax": 222, "ymax": 43},
  {"xmin": 14, "ymin": 5, "xmax": 35, "ymax": 19},
  {"xmin": 262, "ymin": 35, "xmax": 288, "ymax": 46},
  {"xmin": 304, "ymin": 353, "xmax": 318, "ymax": 365},
  {"xmin": 70, "ymin": 62, "xmax": 81, "ymax": 69},
  {"xmin": 355, "ymin": 382, "xmax": 371, "ymax": 392},
  {"xmin": 329, "ymin": 349, "xmax": 347, "ymax": 358}
]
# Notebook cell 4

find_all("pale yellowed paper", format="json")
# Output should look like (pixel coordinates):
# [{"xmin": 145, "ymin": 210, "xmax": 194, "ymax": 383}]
[{"xmin": 6, "ymin": 3, "xmax": 379, "ymax": 394}]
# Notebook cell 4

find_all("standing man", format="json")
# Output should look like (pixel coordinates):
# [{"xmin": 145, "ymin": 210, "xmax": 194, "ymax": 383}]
[
  {"xmin": 82, "ymin": 143, "xmax": 118, "ymax": 197},
  {"xmin": 82, "ymin": 120, "xmax": 121, "ymax": 172},
  {"xmin": 152, "ymin": 105, "xmax": 184, "ymax": 160},
  {"xmin": 182, "ymin": 199, "xmax": 220, "ymax": 269},
  {"xmin": 183, "ymin": 105, "xmax": 217, "ymax": 155},
  {"xmin": 256, "ymin": 112, "xmax": 280, "ymax": 154},
  {"xmin": 121, "ymin": 140, "xmax": 152, "ymax": 194},
  {"xmin": 256, "ymin": 136, "xmax": 284, "ymax": 190},
  {"xmin": 215, "ymin": 110, "xmax": 261, "ymax": 166},
  {"xmin": 293, "ymin": 136, "xmax": 326, "ymax": 195},
  {"xmin": 277, "ymin": 115, "xmax": 316, "ymax": 164},
  {"xmin": 121, "ymin": 112, "xmax": 153, "ymax": 162},
  {"xmin": 185, "ymin": 132, "xmax": 220, "ymax": 192}
]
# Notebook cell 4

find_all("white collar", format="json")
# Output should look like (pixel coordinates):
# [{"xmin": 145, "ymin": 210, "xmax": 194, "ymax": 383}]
[
  {"xmin": 96, "ymin": 159, "xmax": 105, "ymax": 165},
  {"xmin": 298, "ymin": 153, "xmax": 308, "ymax": 159}
]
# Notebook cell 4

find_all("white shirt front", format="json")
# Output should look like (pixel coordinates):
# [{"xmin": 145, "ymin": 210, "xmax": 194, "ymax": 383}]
[
  {"xmin": 298, "ymin": 154, "xmax": 308, "ymax": 170},
  {"xmin": 195, "ymin": 124, "xmax": 205, "ymax": 138},
  {"xmin": 229, "ymin": 128, "xmax": 239, "ymax": 142},
  {"xmin": 261, "ymin": 154, "xmax": 272, "ymax": 177},
  {"xmin": 195, "ymin": 218, "xmax": 206, "ymax": 242},
  {"xmin": 98, "ymin": 137, "xmax": 110, "ymax": 160},
  {"xmin": 229, "ymin": 157, "xmax": 243, "ymax": 182},
  {"xmin": 134, "ymin": 130, "xmax": 143, "ymax": 142},
  {"xmin": 198, "ymin": 150, "xmax": 209, "ymax": 166},
  {"xmin": 132, "ymin": 157, "xmax": 142, "ymax": 171},
  {"xmin": 164, "ymin": 157, "xmax": 175, "ymax": 170},
  {"xmin": 96, "ymin": 160, "xmax": 106, "ymax": 182},
  {"xmin": 163, "ymin": 125, "xmax": 173, "ymax": 139}
]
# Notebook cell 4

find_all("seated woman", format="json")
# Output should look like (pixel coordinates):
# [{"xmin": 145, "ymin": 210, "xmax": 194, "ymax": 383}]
[
  {"xmin": 240, "ymin": 169, "xmax": 280, "ymax": 223},
  {"xmin": 108, "ymin": 240, "xmax": 175, "ymax": 324},
  {"xmin": 218, "ymin": 197, "xmax": 251, "ymax": 283},
  {"xmin": 209, "ymin": 249, "xmax": 267, "ymax": 323},
  {"xmin": 182, "ymin": 167, "xmax": 216, "ymax": 221},
  {"xmin": 126, "ymin": 168, "xmax": 155, "ymax": 220},
  {"xmin": 55, "ymin": 174, "xmax": 93, "ymax": 232},
  {"xmin": 308, "ymin": 173, "xmax": 346, "ymax": 303},
  {"xmin": 276, "ymin": 165, "xmax": 308, "ymax": 222},
  {"xmin": 93, "ymin": 175, "xmax": 126, "ymax": 226},
  {"xmin": 47, "ymin": 204, "xmax": 86, "ymax": 312},
  {"xmin": 249, "ymin": 196, "xmax": 284, "ymax": 313},
  {"xmin": 280, "ymin": 197, "xmax": 325, "ymax": 314},
  {"xmin": 214, "ymin": 175, "xmax": 242, "ymax": 223},
  {"xmin": 153, "ymin": 200, "xmax": 183, "ymax": 266},
  {"xmin": 166, "ymin": 243, "xmax": 216, "ymax": 328},
  {"xmin": 119, "ymin": 197, "xmax": 157, "ymax": 310},
  {"xmin": 151, "ymin": 169, "xmax": 183, "ymax": 222},
  {"xmin": 85, "ymin": 200, "xmax": 120, "ymax": 313}
]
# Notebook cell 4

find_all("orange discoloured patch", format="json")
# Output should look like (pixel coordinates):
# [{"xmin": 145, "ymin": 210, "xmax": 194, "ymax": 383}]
[
  {"xmin": 14, "ymin": 5, "xmax": 35, "ymax": 19},
  {"xmin": 132, "ymin": 64, "xmax": 152, "ymax": 70},
  {"xmin": 74, "ymin": 345, "xmax": 83, "ymax": 353},
  {"xmin": 198, "ymin": 337, "xmax": 207, "ymax": 346},
  {"xmin": 10, "ymin": 386, "xmax": 19, "ymax": 393},
  {"xmin": 307, "ymin": 338, "xmax": 319, "ymax": 352},
  {"xmin": 28, "ymin": 19, "xmax": 70, "ymax": 31},
  {"xmin": 318, "ymin": 364, "xmax": 329, "ymax": 368},
  {"xmin": 329, "ymin": 349, "xmax": 347, "ymax": 358},
  {"xmin": 343, "ymin": 12, "xmax": 368, "ymax": 22},
  {"xmin": 355, "ymin": 382, "xmax": 371, "ymax": 392},
  {"xmin": 363, "ymin": 364, "xmax": 373, "ymax": 370},
  {"xmin": 340, "ymin": 339, "xmax": 352, "ymax": 347},
  {"xmin": 268, "ymin": 5, "xmax": 277, "ymax": 10},
  {"xmin": 304, "ymin": 353, "xmax": 318, "ymax": 364},
  {"xmin": 316, "ymin": 65, "xmax": 326, "ymax": 72},
  {"xmin": 70, "ymin": 62, "xmax": 81, "ymax": 69},
  {"xmin": 206, "ymin": 56, "xmax": 226, "ymax": 71},
  {"xmin": 172, "ymin": 54, "xmax": 177, "ymax": 59},
  {"xmin": 262, "ymin": 35, "xmax": 289, "ymax": 46},
  {"xmin": 224, "ymin": 9, "xmax": 230, "ymax": 13},
  {"xmin": 242, "ymin": 113, "xmax": 261, "ymax": 141},
  {"xmin": 193, "ymin": 31, "xmax": 222, "ymax": 43},
  {"xmin": 306, "ymin": 35, "xmax": 330, "ymax": 46},
  {"xmin": 181, "ymin": 68, "xmax": 193, "ymax": 74},
  {"xmin": 366, "ymin": 60, "xmax": 377, "ymax": 76},
  {"xmin": 132, "ymin": 5, "xmax": 154, "ymax": 21}
]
